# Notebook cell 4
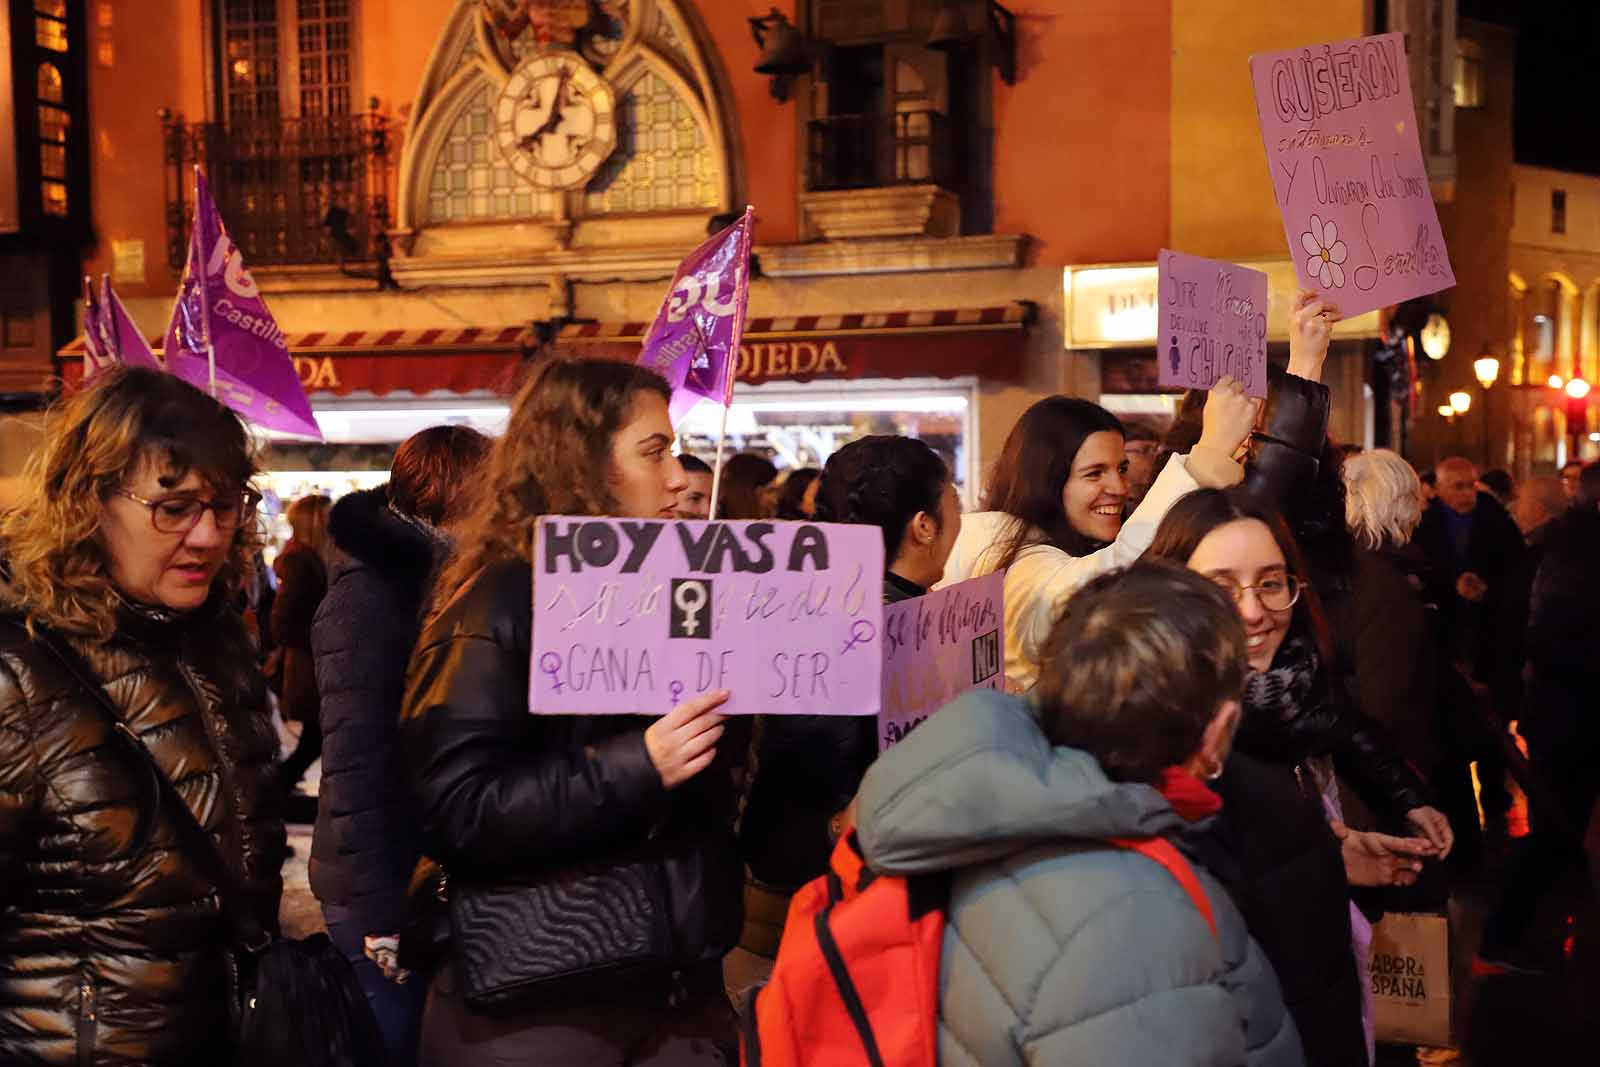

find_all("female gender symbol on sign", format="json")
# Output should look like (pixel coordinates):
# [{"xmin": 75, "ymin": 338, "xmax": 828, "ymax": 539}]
[
  {"xmin": 539, "ymin": 652, "xmax": 563, "ymax": 692},
  {"xmin": 842, "ymin": 619, "xmax": 877, "ymax": 655}
]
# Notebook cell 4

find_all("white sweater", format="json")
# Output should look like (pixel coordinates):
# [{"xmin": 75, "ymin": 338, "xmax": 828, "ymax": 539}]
[{"xmin": 939, "ymin": 453, "xmax": 1204, "ymax": 691}]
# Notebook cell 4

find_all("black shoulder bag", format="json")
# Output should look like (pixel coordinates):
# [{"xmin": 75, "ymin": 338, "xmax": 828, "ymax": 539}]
[{"xmin": 40, "ymin": 630, "xmax": 385, "ymax": 1067}]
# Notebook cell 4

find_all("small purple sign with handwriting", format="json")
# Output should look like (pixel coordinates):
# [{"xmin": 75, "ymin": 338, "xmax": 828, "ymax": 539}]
[
  {"xmin": 1158, "ymin": 250, "xmax": 1270, "ymax": 398},
  {"xmin": 879, "ymin": 572, "xmax": 1005, "ymax": 751},
  {"xmin": 1250, "ymin": 32, "xmax": 1456, "ymax": 318},
  {"xmin": 530, "ymin": 517, "xmax": 884, "ymax": 717}
]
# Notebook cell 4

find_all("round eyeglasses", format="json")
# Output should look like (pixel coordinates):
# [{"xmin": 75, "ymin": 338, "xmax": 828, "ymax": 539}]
[
  {"xmin": 1209, "ymin": 573, "xmax": 1301, "ymax": 612},
  {"xmin": 113, "ymin": 488, "xmax": 262, "ymax": 534}
]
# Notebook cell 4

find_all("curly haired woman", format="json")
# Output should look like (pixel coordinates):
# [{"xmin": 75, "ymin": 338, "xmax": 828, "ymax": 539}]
[
  {"xmin": 401, "ymin": 358, "xmax": 746, "ymax": 1065},
  {"xmin": 0, "ymin": 366, "xmax": 285, "ymax": 1066}
]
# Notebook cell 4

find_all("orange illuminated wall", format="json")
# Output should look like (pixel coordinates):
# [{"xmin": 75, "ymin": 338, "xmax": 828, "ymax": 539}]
[{"xmin": 993, "ymin": 0, "xmax": 1173, "ymax": 266}]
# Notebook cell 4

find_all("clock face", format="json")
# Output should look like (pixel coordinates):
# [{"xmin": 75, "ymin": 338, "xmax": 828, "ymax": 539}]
[{"xmin": 494, "ymin": 53, "xmax": 618, "ymax": 190}]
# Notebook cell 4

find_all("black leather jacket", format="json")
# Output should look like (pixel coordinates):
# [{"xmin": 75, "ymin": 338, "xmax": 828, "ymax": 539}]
[
  {"xmin": 1240, "ymin": 365, "xmax": 1432, "ymax": 822},
  {"xmin": 0, "ymin": 600, "xmax": 285, "ymax": 1066},
  {"xmin": 398, "ymin": 559, "xmax": 745, "ymax": 985}
]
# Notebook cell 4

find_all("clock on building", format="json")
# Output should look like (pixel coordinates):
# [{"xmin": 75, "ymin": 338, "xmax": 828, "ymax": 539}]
[{"xmin": 494, "ymin": 52, "xmax": 618, "ymax": 190}]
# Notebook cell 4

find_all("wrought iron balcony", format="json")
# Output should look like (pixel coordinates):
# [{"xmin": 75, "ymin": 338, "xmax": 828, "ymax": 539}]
[
  {"xmin": 806, "ymin": 109, "xmax": 955, "ymax": 192},
  {"xmin": 162, "ymin": 107, "xmax": 392, "ymax": 271}
]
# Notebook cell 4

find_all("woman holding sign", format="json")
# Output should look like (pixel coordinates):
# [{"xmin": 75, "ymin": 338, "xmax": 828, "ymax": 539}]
[
  {"xmin": 732, "ymin": 436, "xmax": 962, "ymax": 992},
  {"xmin": 941, "ymin": 381, "xmax": 1259, "ymax": 690},
  {"xmin": 399, "ymin": 359, "xmax": 745, "ymax": 1066}
]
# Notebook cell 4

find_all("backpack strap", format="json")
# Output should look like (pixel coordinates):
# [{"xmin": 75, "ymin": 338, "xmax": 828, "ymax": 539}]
[{"xmin": 1107, "ymin": 836, "xmax": 1218, "ymax": 940}]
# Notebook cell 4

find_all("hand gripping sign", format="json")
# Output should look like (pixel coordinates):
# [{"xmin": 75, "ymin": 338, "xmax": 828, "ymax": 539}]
[
  {"xmin": 1249, "ymin": 32, "xmax": 1455, "ymax": 318},
  {"xmin": 530, "ymin": 517, "xmax": 884, "ymax": 717}
]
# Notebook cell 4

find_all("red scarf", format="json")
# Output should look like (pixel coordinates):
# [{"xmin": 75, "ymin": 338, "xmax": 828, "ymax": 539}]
[{"xmin": 1156, "ymin": 767, "xmax": 1223, "ymax": 822}]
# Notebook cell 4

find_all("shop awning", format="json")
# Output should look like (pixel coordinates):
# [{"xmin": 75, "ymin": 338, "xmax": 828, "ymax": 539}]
[{"xmin": 56, "ymin": 304, "xmax": 1032, "ymax": 396}]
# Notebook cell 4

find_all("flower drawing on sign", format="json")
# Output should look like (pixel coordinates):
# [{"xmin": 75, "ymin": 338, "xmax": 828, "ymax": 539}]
[{"xmin": 1301, "ymin": 215, "xmax": 1349, "ymax": 289}]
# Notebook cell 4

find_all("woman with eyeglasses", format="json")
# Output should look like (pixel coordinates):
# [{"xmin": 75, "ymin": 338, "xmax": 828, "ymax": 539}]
[
  {"xmin": 0, "ymin": 367, "xmax": 285, "ymax": 1066},
  {"xmin": 1143, "ymin": 488, "xmax": 1448, "ymax": 1067}
]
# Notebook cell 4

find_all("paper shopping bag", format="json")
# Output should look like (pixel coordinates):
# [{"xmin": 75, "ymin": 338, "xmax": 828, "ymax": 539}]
[{"xmin": 1369, "ymin": 911, "xmax": 1452, "ymax": 1047}]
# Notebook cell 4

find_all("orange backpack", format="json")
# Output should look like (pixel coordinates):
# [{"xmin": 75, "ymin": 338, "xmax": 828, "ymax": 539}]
[{"xmin": 740, "ymin": 830, "xmax": 1216, "ymax": 1067}]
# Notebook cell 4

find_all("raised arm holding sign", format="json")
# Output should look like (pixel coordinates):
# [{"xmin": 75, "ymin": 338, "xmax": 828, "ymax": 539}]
[{"xmin": 1250, "ymin": 32, "xmax": 1455, "ymax": 318}]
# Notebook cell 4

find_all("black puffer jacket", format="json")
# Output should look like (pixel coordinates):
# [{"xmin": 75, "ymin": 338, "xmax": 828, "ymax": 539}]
[
  {"xmin": 399, "ymin": 559, "xmax": 745, "ymax": 990},
  {"xmin": 0, "ymin": 600, "xmax": 285, "ymax": 1066},
  {"xmin": 310, "ymin": 487, "xmax": 441, "ymax": 931}
]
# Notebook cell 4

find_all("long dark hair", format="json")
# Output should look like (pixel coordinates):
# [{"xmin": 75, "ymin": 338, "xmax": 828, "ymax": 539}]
[
  {"xmin": 1141, "ymin": 486, "xmax": 1333, "ymax": 663},
  {"xmin": 982, "ymin": 396, "xmax": 1124, "ymax": 571},
  {"xmin": 776, "ymin": 468, "xmax": 822, "ymax": 520},
  {"xmin": 717, "ymin": 453, "xmax": 777, "ymax": 520},
  {"xmin": 431, "ymin": 358, "xmax": 670, "ymax": 610},
  {"xmin": 813, "ymin": 436, "xmax": 949, "ymax": 562}
]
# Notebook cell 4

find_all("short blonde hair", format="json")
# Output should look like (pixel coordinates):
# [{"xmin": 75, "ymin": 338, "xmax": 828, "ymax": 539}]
[
  {"xmin": 1343, "ymin": 449, "xmax": 1424, "ymax": 550},
  {"xmin": 0, "ymin": 367, "xmax": 259, "ymax": 638}
]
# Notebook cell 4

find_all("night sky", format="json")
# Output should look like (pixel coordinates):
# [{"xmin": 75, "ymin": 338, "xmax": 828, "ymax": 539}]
[{"xmin": 1462, "ymin": 0, "xmax": 1600, "ymax": 175}]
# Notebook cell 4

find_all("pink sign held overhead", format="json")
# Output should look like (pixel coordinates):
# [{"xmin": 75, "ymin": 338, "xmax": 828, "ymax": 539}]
[
  {"xmin": 879, "ymin": 572, "xmax": 1005, "ymax": 751},
  {"xmin": 1157, "ymin": 250, "xmax": 1269, "ymax": 398},
  {"xmin": 530, "ymin": 517, "xmax": 884, "ymax": 717},
  {"xmin": 1250, "ymin": 32, "xmax": 1455, "ymax": 318}
]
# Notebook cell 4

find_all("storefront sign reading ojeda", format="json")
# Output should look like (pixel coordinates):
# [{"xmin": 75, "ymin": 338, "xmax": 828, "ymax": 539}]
[
  {"xmin": 530, "ymin": 518, "xmax": 885, "ymax": 717},
  {"xmin": 1157, "ymin": 250, "xmax": 1270, "ymax": 398},
  {"xmin": 879, "ymin": 572, "xmax": 1005, "ymax": 751},
  {"xmin": 1249, "ymin": 32, "xmax": 1455, "ymax": 318}
]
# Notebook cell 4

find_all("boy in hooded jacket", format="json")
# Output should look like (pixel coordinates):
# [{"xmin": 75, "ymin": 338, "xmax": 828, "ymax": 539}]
[{"xmin": 854, "ymin": 562, "xmax": 1304, "ymax": 1067}]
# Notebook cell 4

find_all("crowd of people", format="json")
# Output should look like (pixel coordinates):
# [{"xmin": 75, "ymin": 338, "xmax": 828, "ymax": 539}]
[{"xmin": 0, "ymin": 286, "xmax": 1594, "ymax": 1066}]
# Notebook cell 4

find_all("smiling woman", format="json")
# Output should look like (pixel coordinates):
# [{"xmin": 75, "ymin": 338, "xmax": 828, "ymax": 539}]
[
  {"xmin": 0, "ymin": 366, "xmax": 286, "ymax": 1067},
  {"xmin": 940, "ymin": 380, "xmax": 1260, "ymax": 689}
]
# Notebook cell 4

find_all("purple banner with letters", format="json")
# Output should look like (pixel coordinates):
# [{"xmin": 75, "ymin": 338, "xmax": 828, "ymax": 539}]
[
  {"xmin": 530, "ymin": 517, "xmax": 884, "ymax": 717},
  {"xmin": 165, "ymin": 169, "xmax": 322, "ymax": 439},
  {"xmin": 1158, "ymin": 250, "xmax": 1270, "ymax": 398},
  {"xmin": 879, "ymin": 572, "xmax": 1005, "ymax": 751},
  {"xmin": 1250, "ymin": 32, "xmax": 1455, "ymax": 318},
  {"xmin": 637, "ymin": 207, "xmax": 754, "ymax": 425}
]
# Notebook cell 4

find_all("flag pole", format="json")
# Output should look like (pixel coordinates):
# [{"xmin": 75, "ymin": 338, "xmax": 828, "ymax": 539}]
[
  {"xmin": 705, "ymin": 206, "xmax": 754, "ymax": 523},
  {"xmin": 707, "ymin": 401, "xmax": 732, "ymax": 522},
  {"xmin": 193, "ymin": 165, "xmax": 218, "ymax": 398}
]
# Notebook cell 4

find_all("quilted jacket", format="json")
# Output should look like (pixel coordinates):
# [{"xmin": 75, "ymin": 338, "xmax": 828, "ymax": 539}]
[
  {"xmin": 0, "ymin": 597, "xmax": 285, "ymax": 1066},
  {"xmin": 855, "ymin": 690, "xmax": 1304, "ymax": 1067}
]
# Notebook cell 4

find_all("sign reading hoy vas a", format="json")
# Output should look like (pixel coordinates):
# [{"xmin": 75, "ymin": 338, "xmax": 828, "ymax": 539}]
[{"xmin": 530, "ymin": 517, "xmax": 884, "ymax": 718}]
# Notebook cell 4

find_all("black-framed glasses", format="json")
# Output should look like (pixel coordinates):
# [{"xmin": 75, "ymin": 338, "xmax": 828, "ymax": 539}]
[
  {"xmin": 1210, "ymin": 573, "xmax": 1301, "ymax": 612},
  {"xmin": 113, "ymin": 487, "xmax": 262, "ymax": 534}
]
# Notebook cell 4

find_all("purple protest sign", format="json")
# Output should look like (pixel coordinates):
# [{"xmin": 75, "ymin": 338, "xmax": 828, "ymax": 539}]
[
  {"xmin": 1250, "ymin": 32, "xmax": 1455, "ymax": 318},
  {"xmin": 530, "ymin": 517, "xmax": 884, "ymax": 717},
  {"xmin": 879, "ymin": 572, "xmax": 1005, "ymax": 751},
  {"xmin": 165, "ymin": 169, "xmax": 322, "ymax": 439},
  {"xmin": 637, "ymin": 207, "xmax": 754, "ymax": 425},
  {"xmin": 81, "ymin": 276, "xmax": 112, "ymax": 381},
  {"xmin": 1157, "ymin": 250, "xmax": 1269, "ymax": 398}
]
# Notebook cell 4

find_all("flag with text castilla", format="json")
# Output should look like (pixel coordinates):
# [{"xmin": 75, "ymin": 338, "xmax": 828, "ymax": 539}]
[
  {"xmin": 164, "ymin": 167, "xmax": 322, "ymax": 439},
  {"xmin": 637, "ymin": 206, "xmax": 755, "ymax": 426}
]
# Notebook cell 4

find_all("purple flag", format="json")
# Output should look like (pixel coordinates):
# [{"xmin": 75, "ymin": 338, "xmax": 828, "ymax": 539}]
[
  {"xmin": 164, "ymin": 168, "xmax": 321, "ymax": 439},
  {"xmin": 81, "ymin": 276, "xmax": 113, "ymax": 381},
  {"xmin": 637, "ymin": 207, "xmax": 754, "ymax": 425},
  {"xmin": 99, "ymin": 276, "xmax": 163, "ymax": 372}
]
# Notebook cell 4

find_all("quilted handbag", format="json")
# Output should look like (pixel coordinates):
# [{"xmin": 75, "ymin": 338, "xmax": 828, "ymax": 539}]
[{"xmin": 447, "ymin": 860, "xmax": 677, "ymax": 1012}]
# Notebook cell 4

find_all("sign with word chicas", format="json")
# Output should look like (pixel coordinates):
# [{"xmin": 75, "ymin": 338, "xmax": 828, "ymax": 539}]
[
  {"xmin": 1250, "ymin": 32, "xmax": 1455, "ymax": 318},
  {"xmin": 879, "ymin": 572, "xmax": 1005, "ymax": 751},
  {"xmin": 531, "ymin": 518, "xmax": 885, "ymax": 717},
  {"xmin": 1157, "ymin": 250, "xmax": 1269, "ymax": 397}
]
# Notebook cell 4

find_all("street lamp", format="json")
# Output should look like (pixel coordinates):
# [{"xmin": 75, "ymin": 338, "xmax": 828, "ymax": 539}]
[
  {"xmin": 1473, "ymin": 352, "xmax": 1500, "ymax": 466},
  {"xmin": 1566, "ymin": 377, "xmax": 1591, "ymax": 399},
  {"xmin": 1450, "ymin": 391, "xmax": 1472, "ymax": 414},
  {"xmin": 1564, "ymin": 377, "xmax": 1591, "ymax": 460}
]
